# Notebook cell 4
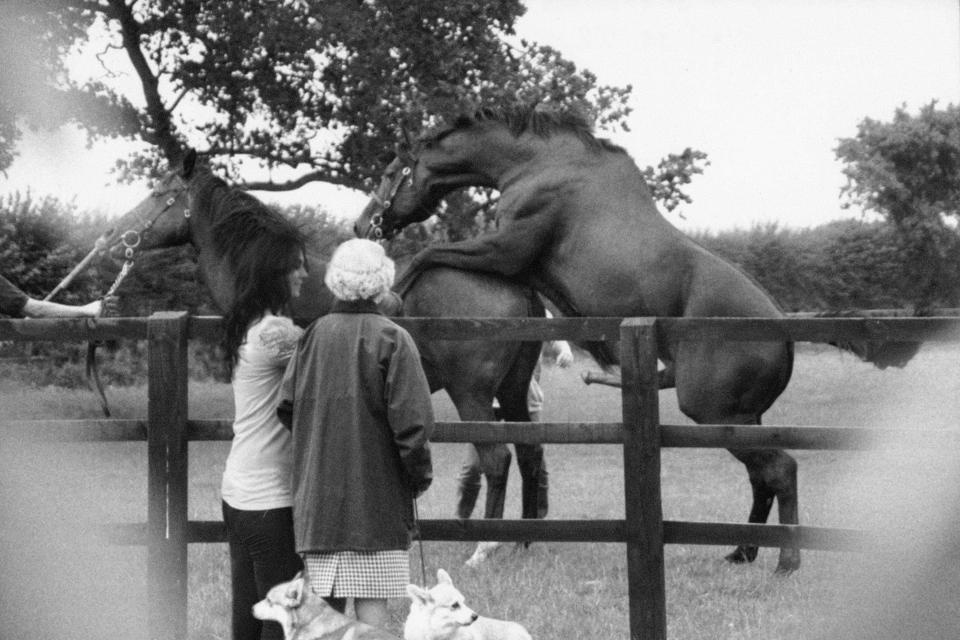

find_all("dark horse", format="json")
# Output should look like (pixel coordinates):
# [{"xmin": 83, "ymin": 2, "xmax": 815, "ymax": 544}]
[
  {"xmin": 354, "ymin": 105, "xmax": 917, "ymax": 574},
  {"xmin": 100, "ymin": 150, "xmax": 547, "ymax": 531}
]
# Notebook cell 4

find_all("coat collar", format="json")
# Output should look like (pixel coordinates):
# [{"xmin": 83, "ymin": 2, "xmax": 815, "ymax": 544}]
[{"xmin": 331, "ymin": 298, "xmax": 382, "ymax": 315}]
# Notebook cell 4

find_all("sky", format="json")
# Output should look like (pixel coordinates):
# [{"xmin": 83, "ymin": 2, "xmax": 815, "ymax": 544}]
[{"xmin": 3, "ymin": 0, "xmax": 960, "ymax": 232}]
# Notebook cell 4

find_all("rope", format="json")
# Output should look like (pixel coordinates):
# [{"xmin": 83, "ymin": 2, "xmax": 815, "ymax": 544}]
[
  {"xmin": 43, "ymin": 232, "xmax": 111, "ymax": 302},
  {"xmin": 85, "ymin": 258, "xmax": 135, "ymax": 417},
  {"xmin": 413, "ymin": 498, "xmax": 427, "ymax": 586}
]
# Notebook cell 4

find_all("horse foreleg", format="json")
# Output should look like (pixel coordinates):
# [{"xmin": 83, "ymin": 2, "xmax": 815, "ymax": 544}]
[
  {"xmin": 728, "ymin": 448, "xmax": 800, "ymax": 574},
  {"xmin": 476, "ymin": 443, "xmax": 512, "ymax": 520},
  {"xmin": 515, "ymin": 443, "xmax": 547, "ymax": 520},
  {"xmin": 395, "ymin": 217, "xmax": 550, "ymax": 296},
  {"xmin": 455, "ymin": 444, "xmax": 482, "ymax": 519}
]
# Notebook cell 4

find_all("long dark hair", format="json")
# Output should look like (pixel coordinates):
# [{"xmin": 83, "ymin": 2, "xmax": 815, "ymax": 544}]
[{"xmin": 212, "ymin": 189, "xmax": 307, "ymax": 376}]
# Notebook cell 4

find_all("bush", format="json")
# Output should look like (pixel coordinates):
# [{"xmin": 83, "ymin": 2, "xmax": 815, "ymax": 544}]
[{"xmin": 4, "ymin": 192, "xmax": 958, "ymax": 388}]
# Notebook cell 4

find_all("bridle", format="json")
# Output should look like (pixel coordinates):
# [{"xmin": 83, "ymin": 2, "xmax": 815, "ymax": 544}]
[
  {"xmin": 101, "ymin": 177, "xmax": 192, "ymax": 297},
  {"xmin": 365, "ymin": 162, "xmax": 413, "ymax": 241},
  {"xmin": 117, "ymin": 179, "xmax": 191, "ymax": 260}
]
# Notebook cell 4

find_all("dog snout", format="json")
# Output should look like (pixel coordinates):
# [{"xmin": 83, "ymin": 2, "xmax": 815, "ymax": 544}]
[{"xmin": 470, "ymin": 612, "xmax": 479, "ymax": 623}]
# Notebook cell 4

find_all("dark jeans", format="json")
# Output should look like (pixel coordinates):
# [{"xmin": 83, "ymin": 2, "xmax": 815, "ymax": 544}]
[{"xmin": 222, "ymin": 501, "xmax": 302, "ymax": 640}]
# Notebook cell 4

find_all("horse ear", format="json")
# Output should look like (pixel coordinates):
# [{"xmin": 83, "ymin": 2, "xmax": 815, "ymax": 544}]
[{"xmin": 181, "ymin": 148, "xmax": 198, "ymax": 179}]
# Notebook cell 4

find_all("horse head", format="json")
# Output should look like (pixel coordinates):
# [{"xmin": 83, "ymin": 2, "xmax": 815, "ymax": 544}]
[
  {"xmin": 104, "ymin": 149, "xmax": 199, "ymax": 262},
  {"xmin": 354, "ymin": 118, "xmax": 502, "ymax": 240},
  {"xmin": 355, "ymin": 154, "xmax": 421, "ymax": 240}
]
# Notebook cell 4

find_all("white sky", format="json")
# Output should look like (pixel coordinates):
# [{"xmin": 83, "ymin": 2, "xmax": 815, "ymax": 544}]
[{"xmin": 2, "ymin": 0, "xmax": 959, "ymax": 232}]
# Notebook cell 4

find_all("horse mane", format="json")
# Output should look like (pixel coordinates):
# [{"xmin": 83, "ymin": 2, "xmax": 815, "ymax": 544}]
[
  {"xmin": 188, "ymin": 167, "xmax": 303, "ymax": 264},
  {"xmin": 421, "ymin": 104, "xmax": 626, "ymax": 154}
]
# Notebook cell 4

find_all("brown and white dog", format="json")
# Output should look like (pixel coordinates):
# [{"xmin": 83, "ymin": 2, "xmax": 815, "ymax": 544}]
[
  {"xmin": 252, "ymin": 571, "xmax": 400, "ymax": 640},
  {"xmin": 404, "ymin": 569, "xmax": 532, "ymax": 640}
]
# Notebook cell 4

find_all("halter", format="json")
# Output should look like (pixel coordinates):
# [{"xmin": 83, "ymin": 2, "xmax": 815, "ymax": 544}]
[
  {"xmin": 101, "ymin": 179, "xmax": 192, "ymax": 298},
  {"xmin": 366, "ymin": 164, "xmax": 412, "ymax": 240},
  {"xmin": 118, "ymin": 179, "xmax": 191, "ymax": 259}
]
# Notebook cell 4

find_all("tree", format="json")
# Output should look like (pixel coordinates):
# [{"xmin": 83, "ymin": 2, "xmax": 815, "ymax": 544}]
[
  {"xmin": 1, "ymin": 0, "xmax": 632, "ymax": 189},
  {"xmin": 835, "ymin": 101, "xmax": 960, "ymax": 313}
]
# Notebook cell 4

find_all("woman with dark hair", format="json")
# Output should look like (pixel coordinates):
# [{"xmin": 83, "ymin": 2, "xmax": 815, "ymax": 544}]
[{"xmin": 217, "ymin": 201, "xmax": 312, "ymax": 640}]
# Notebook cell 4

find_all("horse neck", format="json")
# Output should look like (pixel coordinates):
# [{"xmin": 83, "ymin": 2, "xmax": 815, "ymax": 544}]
[
  {"xmin": 433, "ymin": 126, "xmax": 537, "ymax": 189},
  {"xmin": 184, "ymin": 182, "xmax": 236, "ymax": 313},
  {"xmin": 474, "ymin": 130, "xmax": 611, "ymax": 190}
]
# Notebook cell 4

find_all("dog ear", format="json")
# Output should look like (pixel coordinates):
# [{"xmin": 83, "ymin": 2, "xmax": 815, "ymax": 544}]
[
  {"xmin": 284, "ymin": 576, "xmax": 306, "ymax": 607},
  {"xmin": 436, "ymin": 568, "xmax": 453, "ymax": 585},
  {"xmin": 406, "ymin": 584, "xmax": 432, "ymax": 605}
]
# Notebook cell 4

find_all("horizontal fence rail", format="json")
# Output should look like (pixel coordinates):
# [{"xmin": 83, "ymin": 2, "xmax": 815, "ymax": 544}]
[
  {"xmin": 8, "ymin": 419, "xmax": 960, "ymax": 452},
  {"xmin": 3, "ymin": 314, "xmax": 960, "ymax": 640}
]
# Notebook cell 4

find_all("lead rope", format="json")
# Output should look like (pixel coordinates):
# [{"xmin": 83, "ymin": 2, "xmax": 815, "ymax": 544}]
[
  {"xmin": 86, "ymin": 236, "xmax": 139, "ymax": 417},
  {"xmin": 413, "ymin": 497, "xmax": 428, "ymax": 587},
  {"xmin": 369, "ymin": 198, "xmax": 428, "ymax": 585}
]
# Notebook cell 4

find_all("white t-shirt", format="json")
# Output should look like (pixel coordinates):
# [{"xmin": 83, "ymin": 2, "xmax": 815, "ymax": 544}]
[{"xmin": 221, "ymin": 313, "xmax": 303, "ymax": 510}]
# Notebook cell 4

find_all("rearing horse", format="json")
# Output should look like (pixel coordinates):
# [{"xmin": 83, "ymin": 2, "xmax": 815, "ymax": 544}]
[
  {"xmin": 355, "ymin": 105, "xmax": 916, "ymax": 574},
  {"xmin": 100, "ymin": 150, "xmax": 547, "ymax": 535}
]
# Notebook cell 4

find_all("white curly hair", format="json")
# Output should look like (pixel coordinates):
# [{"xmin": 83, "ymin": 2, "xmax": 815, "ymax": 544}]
[{"xmin": 324, "ymin": 238, "xmax": 396, "ymax": 302}]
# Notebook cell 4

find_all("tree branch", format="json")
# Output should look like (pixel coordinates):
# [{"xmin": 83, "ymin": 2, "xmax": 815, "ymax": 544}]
[
  {"xmin": 108, "ymin": 0, "xmax": 182, "ymax": 163},
  {"xmin": 240, "ymin": 171, "xmax": 359, "ymax": 192}
]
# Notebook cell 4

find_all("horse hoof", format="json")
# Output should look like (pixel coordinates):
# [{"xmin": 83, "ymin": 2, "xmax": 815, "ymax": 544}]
[
  {"xmin": 724, "ymin": 546, "xmax": 758, "ymax": 564},
  {"xmin": 774, "ymin": 551, "xmax": 801, "ymax": 575},
  {"xmin": 465, "ymin": 541, "xmax": 503, "ymax": 568}
]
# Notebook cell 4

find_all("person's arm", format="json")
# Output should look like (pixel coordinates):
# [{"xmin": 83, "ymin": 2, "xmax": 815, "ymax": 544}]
[
  {"xmin": 277, "ymin": 356, "xmax": 296, "ymax": 431},
  {"xmin": 21, "ymin": 298, "xmax": 104, "ymax": 318},
  {"xmin": 385, "ymin": 331, "xmax": 434, "ymax": 497},
  {"xmin": 261, "ymin": 317, "xmax": 302, "ymax": 431},
  {"xmin": 542, "ymin": 338, "xmax": 574, "ymax": 368}
]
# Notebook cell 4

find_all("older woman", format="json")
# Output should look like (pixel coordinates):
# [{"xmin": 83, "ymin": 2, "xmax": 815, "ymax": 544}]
[{"xmin": 279, "ymin": 238, "xmax": 433, "ymax": 630}]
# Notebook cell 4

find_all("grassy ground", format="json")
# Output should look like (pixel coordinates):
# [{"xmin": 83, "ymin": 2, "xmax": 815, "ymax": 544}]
[{"xmin": 1, "ymin": 342, "xmax": 959, "ymax": 638}]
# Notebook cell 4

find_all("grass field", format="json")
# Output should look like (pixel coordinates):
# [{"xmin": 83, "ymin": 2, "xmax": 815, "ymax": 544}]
[{"xmin": 2, "ymin": 342, "xmax": 959, "ymax": 639}]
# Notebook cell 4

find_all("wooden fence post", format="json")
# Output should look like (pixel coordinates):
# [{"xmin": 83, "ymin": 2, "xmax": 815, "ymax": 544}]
[
  {"xmin": 147, "ymin": 311, "xmax": 189, "ymax": 640},
  {"xmin": 620, "ymin": 318, "xmax": 666, "ymax": 640}
]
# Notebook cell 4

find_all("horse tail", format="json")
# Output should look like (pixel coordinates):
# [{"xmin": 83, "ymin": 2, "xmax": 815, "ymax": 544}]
[
  {"xmin": 494, "ymin": 286, "xmax": 545, "ymax": 414},
  {"xmin": 818, "ymin": 310, "xmax": 922, "ymax": 369}
]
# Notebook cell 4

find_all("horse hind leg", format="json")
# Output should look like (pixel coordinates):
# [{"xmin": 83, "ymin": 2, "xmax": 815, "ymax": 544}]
[
  {"xmin": 728, "ymin": 446, "xmax": 800, "ymax": 574},
  {"xmin": 495, "ymin": 344, "xmax": 541, "ymax": 521},
  {"xmin": 445, "ymin": 385, "xmax": 513, "ymax": 521}
]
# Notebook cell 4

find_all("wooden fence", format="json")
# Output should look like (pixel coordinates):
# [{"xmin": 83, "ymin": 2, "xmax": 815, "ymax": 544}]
[{"xmin": 3, "ymin": 311, "xmax": 960, "ymax": 640}]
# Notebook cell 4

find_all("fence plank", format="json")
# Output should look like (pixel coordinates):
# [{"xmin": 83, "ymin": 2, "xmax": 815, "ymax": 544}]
[
  {"xmin": 621, "ymin": 319, "xmax": 666, "ymax": 640},
  {"xmin": 663, "ymin": 521, "xmax": 876, "ymax": 551},
  {"xmin": 1, "ymin": 419, "xmax": 147, "ymax": 441},
  {"xmin": 0, "ymin": 316, "xmax": 149, "ymax": 341},
  {"xmin": 147, "ymin": 312, "xmax": 189, "ymax": 640},
  {"xmin": 661, "ymin": 424, "xmax": 960, "ymax": 450},
  {"xmin": 657, "ymin": 316, "xmax": 960, "ymax": 343},
  {"xmin": 394, "ymin": 316, "xmax": 623, "ymax": 341}
]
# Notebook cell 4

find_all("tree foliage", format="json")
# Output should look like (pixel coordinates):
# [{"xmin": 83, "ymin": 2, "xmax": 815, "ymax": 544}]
[
  {"xmin": 689, "ymin": 219, "xmax": 950, "ymax": 313},
  {"xmin": 835, "ymin": 101, "xmax": 960, "ymax": 313},
  {"xmin": 1, "ymin": 0, "xmax": 632, "ymax": 189}
]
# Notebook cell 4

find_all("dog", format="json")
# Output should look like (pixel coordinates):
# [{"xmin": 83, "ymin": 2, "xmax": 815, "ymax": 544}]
[
  {"xmin": 252, "ymin": 571, "xmax": 399, "ymax": 640},
  {"xmin": 403, "ymin": 569, "xmax": 532, "ymax": 640}
]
